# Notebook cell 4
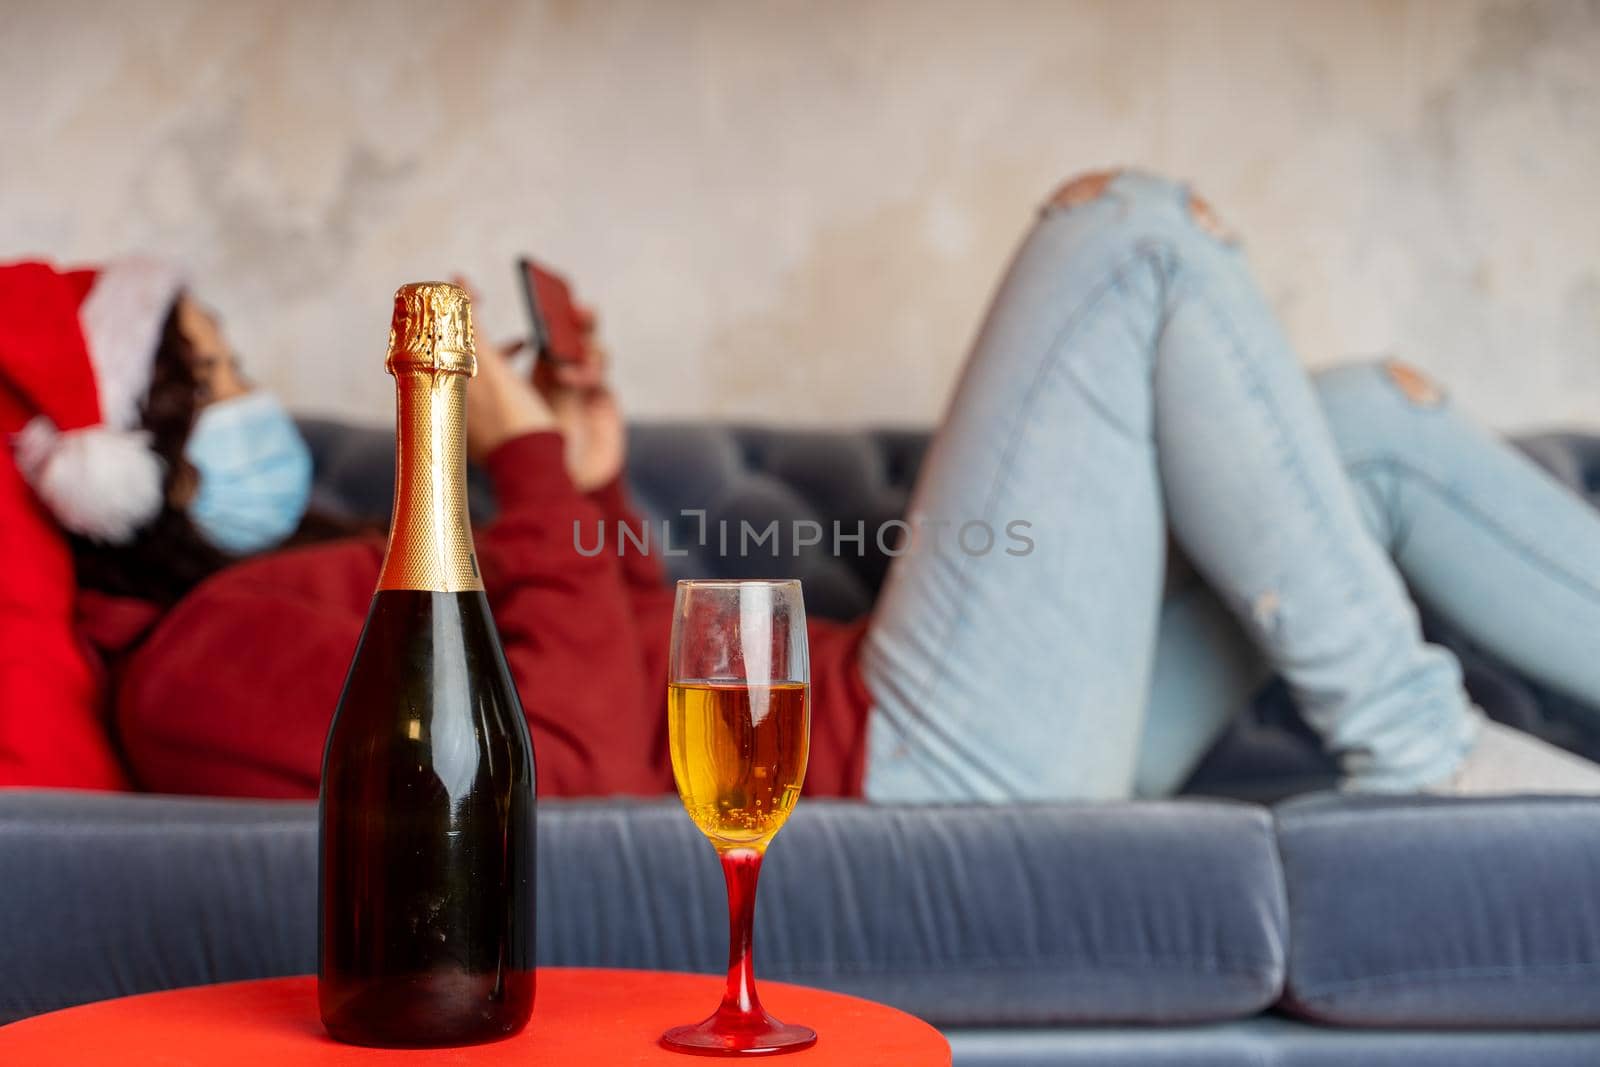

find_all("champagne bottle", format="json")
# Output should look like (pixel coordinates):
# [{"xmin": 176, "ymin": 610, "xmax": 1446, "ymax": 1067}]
[{"xmin": 318, "ymin": 282, "xmax": 536, "ymax": 1047}]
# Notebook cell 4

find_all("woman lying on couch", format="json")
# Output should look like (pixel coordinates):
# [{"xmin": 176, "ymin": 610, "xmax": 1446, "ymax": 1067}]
[{"xmin": 5, "ymin": 170, "xmax": 1600, "ymax": 799}]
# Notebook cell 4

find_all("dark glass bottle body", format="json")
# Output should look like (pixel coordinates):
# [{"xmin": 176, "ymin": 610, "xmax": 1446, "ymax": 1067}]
[
  {"xmin": 319, "ymin": 590, "xmax": 535, "ymax": 1046},
  {"xmin": 318, "ymin": 283, "xmax": 536, "ymax": 1048}
]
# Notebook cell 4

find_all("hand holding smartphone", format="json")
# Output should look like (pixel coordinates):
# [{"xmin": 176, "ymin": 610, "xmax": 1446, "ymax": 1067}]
[
  {"xmin": 510, "ymin": 258, "xmax": 625, "ymax": 490},
  {"xmin": 518, "ymin": 257, "xmax": 586, "ymax": 366}
]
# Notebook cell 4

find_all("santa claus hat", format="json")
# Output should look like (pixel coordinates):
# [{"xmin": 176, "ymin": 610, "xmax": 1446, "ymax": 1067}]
[{"xmin": 1, "ymin": 258, "xmax": 186, "ymax": 543}]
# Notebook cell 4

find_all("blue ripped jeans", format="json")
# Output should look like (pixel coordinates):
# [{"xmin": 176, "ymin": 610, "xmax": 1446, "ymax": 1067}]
[{"xmin": 860, "ymin": 171, "xmax": 1600, "ymax": 800}]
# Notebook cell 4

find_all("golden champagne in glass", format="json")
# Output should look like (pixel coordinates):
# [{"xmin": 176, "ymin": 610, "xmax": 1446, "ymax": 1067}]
[{"xmin": 668, "ymin": 680, "xmax": 810, "ymax": 849}]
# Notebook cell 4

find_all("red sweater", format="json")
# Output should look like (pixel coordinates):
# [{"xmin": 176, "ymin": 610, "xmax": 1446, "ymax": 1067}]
[{"xmin": 103, "ymin": 432, "xmax": 873, "ymax": 800}]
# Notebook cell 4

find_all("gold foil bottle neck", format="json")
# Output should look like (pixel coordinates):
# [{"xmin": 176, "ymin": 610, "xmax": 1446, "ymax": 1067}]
[
  {"xmin": 386, "ymin": 281, "xmax": 476, "ymax": 377},
  {"xmin": 376, "ymin": 280, "xmax": 483, "ymax": 593}
]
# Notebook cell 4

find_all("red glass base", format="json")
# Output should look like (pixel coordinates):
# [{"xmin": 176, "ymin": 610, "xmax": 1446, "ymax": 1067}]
[
  {"xmin": 661, "ymin": 1008, "xmax": 817, "ymax": 1056},
  {"xmin": 665, "ymin": 848, "xmax": 816, "ymax": 1056}
]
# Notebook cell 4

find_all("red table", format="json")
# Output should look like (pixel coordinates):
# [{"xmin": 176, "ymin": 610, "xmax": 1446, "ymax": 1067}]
[{"xmin": 0, "ymin": 968, "xmax": 949, "ymax": 1065}]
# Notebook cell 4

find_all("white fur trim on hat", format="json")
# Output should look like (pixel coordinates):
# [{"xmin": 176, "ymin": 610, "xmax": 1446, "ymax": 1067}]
[
  {"xmin": 14, "ymin": 417, "xmax": 165, "ymax": 543},
  {"xmin": 79, "ymin": 257, "xmax": 186, "ymax": 431}
]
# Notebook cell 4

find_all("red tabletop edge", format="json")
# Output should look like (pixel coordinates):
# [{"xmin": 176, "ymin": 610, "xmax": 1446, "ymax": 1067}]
[{"xmin": 0, "ymin": 967, "xmax": 951, "ymax": 1066}]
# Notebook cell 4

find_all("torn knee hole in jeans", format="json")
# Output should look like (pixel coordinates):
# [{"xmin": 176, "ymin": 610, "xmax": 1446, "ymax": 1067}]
[
  {"xmin": 1251, "ymin": 590, "xmax": 1281, "ymax": 631},
  {"xmin": 1186, "ymin": 192, "xmax": 1235, "ymax": 243},
  {"xmin": 1048, "ymin": 170, "xmax": 1119, "ymax": 210},
  {"xmin": 1384, "ymin": 359, "xmax": 1445, "ymax": 407}
]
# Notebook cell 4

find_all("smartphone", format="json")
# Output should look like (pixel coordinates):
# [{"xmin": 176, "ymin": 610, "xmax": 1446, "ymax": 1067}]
[{"xmin": 518, "ymin": 257, "xmax": 585, "ymax": 365}]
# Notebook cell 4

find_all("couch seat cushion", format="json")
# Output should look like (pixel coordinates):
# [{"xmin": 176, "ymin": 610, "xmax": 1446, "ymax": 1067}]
[
  {"xmin": 1276, "ymin": 793, "xmax": 1600, "ymax": 1027},
  {"xmin": 542, "ymin": 798, "xmax": 1287, "ymax": 1025}
]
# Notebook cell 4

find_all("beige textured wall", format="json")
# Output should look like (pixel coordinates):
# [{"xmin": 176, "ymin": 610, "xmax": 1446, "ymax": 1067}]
[{"xmin": 3, "ymin": 0, "xmax": 1597, "ymax": 429}]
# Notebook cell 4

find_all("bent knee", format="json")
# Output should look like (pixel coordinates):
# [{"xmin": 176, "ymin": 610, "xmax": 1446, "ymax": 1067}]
[
  {"xmin": 1045, "ymin": 169, "xmax": 1236, "ymax": 242},
  {"xmin": 1314, "ymin": 358, "xmax": 1449, "ymax": 460},
  {"xmin": 1315, "ymin": 358, "xmax": 1446, "ymax": 409}
]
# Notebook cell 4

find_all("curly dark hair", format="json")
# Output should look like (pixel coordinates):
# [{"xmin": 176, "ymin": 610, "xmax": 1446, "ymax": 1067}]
[{"xmin": 69, "ymin": 302, "xmax": 235, "ymax": 605}]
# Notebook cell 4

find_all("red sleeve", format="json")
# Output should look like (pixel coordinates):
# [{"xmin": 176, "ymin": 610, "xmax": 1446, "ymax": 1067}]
[
  {"xmin": 585, "ymin": 475, "xmax": 666, "ymax": 592},
  {"xmin": 475, "ymin": 433, "xmax": 671, "ymax": 796}
]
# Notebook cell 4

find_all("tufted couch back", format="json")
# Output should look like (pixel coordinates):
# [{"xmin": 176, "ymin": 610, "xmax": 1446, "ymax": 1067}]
[{"xmin": 298, "ymin": 419, "xmax": 932, "ymax": 621}]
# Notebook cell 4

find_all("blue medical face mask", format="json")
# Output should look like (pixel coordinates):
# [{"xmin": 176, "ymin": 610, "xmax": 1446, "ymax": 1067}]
[{"xmin": 184, "ymin": 390, "xmax": 313, "ymax": 555}]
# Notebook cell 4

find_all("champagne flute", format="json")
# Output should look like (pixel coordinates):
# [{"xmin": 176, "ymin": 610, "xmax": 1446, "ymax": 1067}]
[{"xmin": 662, "ymin": 579, "xmax": 816, "ymax": 1055}]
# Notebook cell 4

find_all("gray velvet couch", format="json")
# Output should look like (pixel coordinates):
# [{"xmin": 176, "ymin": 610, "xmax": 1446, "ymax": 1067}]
[{"xmin": 3, "ymin": 420, "xmax": 1600, "ymax": 1065}]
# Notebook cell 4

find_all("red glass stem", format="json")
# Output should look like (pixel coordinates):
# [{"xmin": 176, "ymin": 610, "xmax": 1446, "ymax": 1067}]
[{"xmin": 718, "ymin": 847, "xmax": 765, "ymax": 1021}]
